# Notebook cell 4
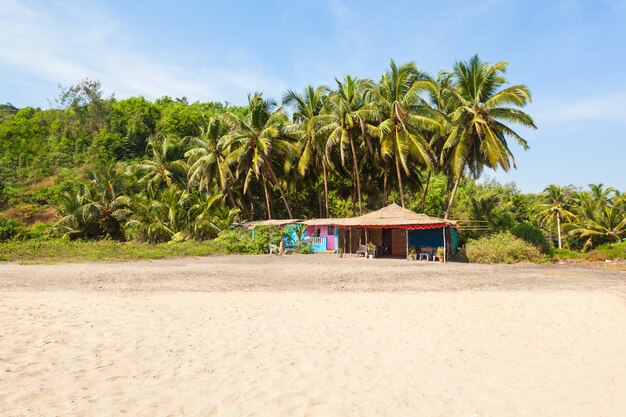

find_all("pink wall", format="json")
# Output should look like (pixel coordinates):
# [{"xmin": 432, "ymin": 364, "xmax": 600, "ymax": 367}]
[{"xmin": 305, "ymin": 225, "xmax": 337, "ymax": 250}]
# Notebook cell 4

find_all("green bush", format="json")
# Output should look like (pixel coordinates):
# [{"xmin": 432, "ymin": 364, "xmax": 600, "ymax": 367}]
[
  {"xmin": 512, "ymin": 222, "xmax": 552, "ymax": 254},
  {"xmin": 212, "ymin": 226, "xmax": 293, "ymax": 255},
  {"xmin": 214, "ymin": 228, "xmax": 271, "ymax": 254},
  {"xmin": 0, "ymin": 217, "xmax": 24, "ymax": 242},
  {"xmin": 551, "ymin": 242, "xmax": 626, "ymax": 261},
  {"xmin": 465, "ymin": 232, "xmax": 542, "ymax": 264},
  {"xmin": 594, "ymin": 241, "xmax": 626, "ymax": 260},
  {"xmin": 296, "ymin": 243, "xmax": 313, "ymax": 254},
  {"xmin": 552, "ymin": 248, "xmax": 585, "ymax": 260},
  {"xmin": 19, "ymin": 223, "xmax": 60, "ymax": 241}
]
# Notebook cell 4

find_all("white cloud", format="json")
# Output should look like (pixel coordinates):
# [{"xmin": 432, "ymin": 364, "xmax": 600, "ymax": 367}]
[{"xmin": 0, "ymin": 0, "xmax": 287, "ymax": 104}]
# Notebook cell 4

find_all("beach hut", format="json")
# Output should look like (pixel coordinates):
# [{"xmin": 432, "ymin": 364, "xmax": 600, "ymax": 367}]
[
  {"xmin": 242, "ymin": 219, "xmax": 302, "ymax": 251},
  {"xmin": 334, "ymin": 203, "xmax": 458, "ymax": 261},
  {"xmin": 300, "ymin": 219, "xmax": 341, "ymax": 253}
]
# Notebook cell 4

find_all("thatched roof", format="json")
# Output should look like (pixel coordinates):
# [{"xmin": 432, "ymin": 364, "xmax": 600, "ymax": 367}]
[
  {"xmin": 241, "ymin": 204, "xmax": 456, "ymax": 230},
  {"xmin": 241, "ymin": 219, "xmax": 301, "ymax": 229},
  {"xmin": 301, "ymin": 218, "xmax": 343, "ymax": 226},
  {"xmin": 332, "ymin": 203, "xmax": 457, "ymax": 228}
]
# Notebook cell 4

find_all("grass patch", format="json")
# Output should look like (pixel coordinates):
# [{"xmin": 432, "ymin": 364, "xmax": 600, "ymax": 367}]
[{"xmin": 0, "ymin": 239, "xmax": 223, "ymax": 264}]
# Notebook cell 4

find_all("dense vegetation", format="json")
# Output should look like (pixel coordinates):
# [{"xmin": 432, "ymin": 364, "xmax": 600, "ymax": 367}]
[
  {"xmin": 1, "ymin": 55, "xmax": 624, "ymax": 262},
  {"xmin": 465, "ymin": 232, "xmax": 542, "ymax": 264}
]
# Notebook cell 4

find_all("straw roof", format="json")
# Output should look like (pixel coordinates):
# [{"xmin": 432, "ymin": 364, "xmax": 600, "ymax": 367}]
[
  {"xmin": 241, "ymin": 219, "xmax": 301, "ymax": 229},
  {"xmin": 333, "ymin": 203, "xmax": 457, "ymax": 227},
  {"xmin": 241, "ymin": 204, "xmax": 456, "ymax": 229},
  {"xmin": 301, "ymin": 218, "xmax": 343, "ymax": 226}
]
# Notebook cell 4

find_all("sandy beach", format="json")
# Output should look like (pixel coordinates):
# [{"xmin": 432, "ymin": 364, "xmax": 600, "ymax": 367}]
[{"xmin": 2, "ymin": 255, "xmax": 626, "ymax": 416}]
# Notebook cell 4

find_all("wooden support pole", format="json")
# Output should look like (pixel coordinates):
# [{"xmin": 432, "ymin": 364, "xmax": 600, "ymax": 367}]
[
  {"xmin": 349, "ymin": 228, "xmax": 352, "ymax": 257},
  {"xmin": 442, "ymin": 226, "xmax": 447, "ymax": 263},
  {"xmin": 406, "ymin": 228, "xmax": 409, "ymax": 261}
]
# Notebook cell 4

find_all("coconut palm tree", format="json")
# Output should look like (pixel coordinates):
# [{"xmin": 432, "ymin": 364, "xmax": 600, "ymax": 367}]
[
  {"xmin": 55, "ymin": 166, "xmax": 130, "ymax": 240},
  {"xmin": 314, "ymin": 76, "xmax": 377, "ymax": 214},
  {"xmin": 535, "ymin": 184, "xmax": 576, "ymax": 249},
  {"xmin": 371, "ymin": 60, "xmax": 441, "ymax": 207},
  {"xmin": 569, "ymin": 205, "xmax": 626, "ymax": 249},
  {"xmin": 185, "ymin": 118, "xmax": 237, "ymax": 207},
  {"xmin": 283, "ymin": 85, "xmax": 330, "ymax": 216},
  {"xmin": 133, "ymin": 135, "xmax": 189, "ymax": 196},
  {"xmin": 126, "ymin": 186, "xmax": 191, "ymax": 243},
  {"xmin": 222, "ymin": 93, "xmax": 296, "ymax": 219},
  {"xmin": 588, "ymin": 183, "xmax": 616, "ymax": 209},
  {"xmin": 187, "ymin": 192, "xmax": 240, "ymax": 240},
  {"xmin": 441, "ymin": 55, "xmax": 536, "ymax": 219}
]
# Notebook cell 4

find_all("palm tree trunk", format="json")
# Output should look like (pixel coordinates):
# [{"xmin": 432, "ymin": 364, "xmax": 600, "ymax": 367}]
[
  {"xmin": 443, "ymin": 175, "xmax": 452, "ymax": 216},
  {"xmin": 348, "ymin": 131, "xmax": 363, "ymax": 214},
  {"xmin": 420, "ymin": 170, "xmax": 432, "ymax": 212},
  {"xmin": 317, "ymin": 181, "xmax": 323, "ymax": 218},
  {"xmin": 262, "ymin": 155, "xmax": 293, "ymax": 219},
  {"xmin": 227, "ymin": 188, "xmax": 237, "ymax": 210},
  {"xmin": 557, "ymin": 212, "xmax": 562, "ymax": 249},
  {"xmin": 383, "ymin": 160, "xmax": 389, "ymax": 205},
  {"xmin": 322, "ymin": 159, "xmax": 330, "ymax": 217},
  {"xmin": 262, "ymin": 177, "xmax": 273, "ymax": 220},
  {"xmin": 444, "ymin": 174, "xmax": 462, "ymax": 220},
  {"xmin": 549, "ymin": 217, "xmax": 553, "ymax": 244},
  {"xmin": 444, "ymin": 135, "xmax": 474, "ymax": 219},
  {"xmin": 394, "ymin": 154, "xmax": 406, "ymax": 208}
]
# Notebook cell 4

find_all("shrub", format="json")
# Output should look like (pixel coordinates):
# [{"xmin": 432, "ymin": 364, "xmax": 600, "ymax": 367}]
[
  {"xmin": 586, "ymin": 251, "xmax": 609, "ymax": 262},
  {"xmin": 0, "ymin": 217, "xmax": 24, "ymax": 242},
  {"xmin": 552, "ymin": 248, "xmax": 585, "ymax": 260},
  {"xmin": 512, "ymin": 222, "xmax": 552, "ymax": 254},
  {"xmin": 214, "ymin": 228, "xmax": 270, "ymax": 254},
  {"xmin": 19, "ymin": 223, "xmax": 60, "ymax": 241},
  {"xmin": 297, "ymin": 243, "xmax": 312, "ymax": 254},
  {"xmin": 465, "ymin": 232, "xmax": 542, "ymax": 264},
  {"xmin": 593, "ymin": 241, "xmax": 626, "ymax": 260}
]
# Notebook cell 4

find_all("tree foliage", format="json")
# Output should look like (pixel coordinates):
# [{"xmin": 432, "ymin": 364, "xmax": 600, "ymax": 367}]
[{"xmin": 1, "ymin": 57, "xmax": 622, "ymax": 251}]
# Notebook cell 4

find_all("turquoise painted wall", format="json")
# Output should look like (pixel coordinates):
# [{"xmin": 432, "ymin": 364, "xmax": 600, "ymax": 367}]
[{"xmin": 407, "ymin": 228, "xmax": 444, "ymax": 249}]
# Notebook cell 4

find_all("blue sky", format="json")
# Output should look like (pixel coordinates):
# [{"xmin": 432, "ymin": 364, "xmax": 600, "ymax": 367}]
[{"xmin": 1, "ymin": 0, "xmax": 625, "ymax": 192}]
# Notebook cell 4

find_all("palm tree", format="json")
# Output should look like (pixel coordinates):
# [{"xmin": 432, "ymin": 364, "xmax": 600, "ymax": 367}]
[
  {"xmin": 588, "ymin": 183, "xmax": 616, "ymax": 209},
  {"xmin": 469, "ymin": 194, "xmax": 500, "ymax": 222},
  {"xmin": 424, "ymin": 71, "xmax": 459, "ymax": 214},
  {"xmin": 441, "ymin": 55, "xmax": 536, "ymax": 219},
  {"xmin": 222, "ymin": 93, "xmax": 296, "ymax": 219},
  {"xmin": 569, "ymin": 205, "xmax": 626, "ymax": 249},
  {"xmin": 535, "ymin": 184, "xmax": 576, "ymax": 249},
  {"xmin": 187, "ymin": 192, "xmax": 240, "ymax": 240},
  {"xmin": 314, "ymin": 76, "xmax": 377, "ymax": 214},
  {"xmin": 126, "ymin": 186, "xmax": 191, "ymax": 243},
  {"xmin": 133, "ymin": 136, "xmax": 189, "ymax": 195},
  {"xmin": 185, "ymin": 118, "xmax": 237, "ymax": 208},
  {"xmin": 371, "ymin": 60, "xmax": 440, "ymax": 207},
  {"xmin": 283, "ymin": 85, "xmax": 330, "ymax": 216},
  {"xmin": 55, "ymin": 165, "xmax": 130, "ymax": 240}
]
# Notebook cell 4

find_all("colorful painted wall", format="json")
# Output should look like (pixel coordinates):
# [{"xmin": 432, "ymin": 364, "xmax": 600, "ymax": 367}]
[{"xmin": 304, "ymin": 225, "xmax": 338, "ymax": 251}]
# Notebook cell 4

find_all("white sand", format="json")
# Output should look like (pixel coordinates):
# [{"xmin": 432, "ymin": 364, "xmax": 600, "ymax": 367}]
[{"xmin": 2, "ymin": 285, "xmax": 626, "ymax": 416}]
